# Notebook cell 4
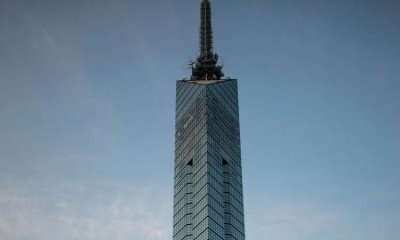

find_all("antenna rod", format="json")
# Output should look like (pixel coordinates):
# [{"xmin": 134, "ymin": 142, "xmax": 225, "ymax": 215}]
[
  {"xmin": 191, "ymin": 0, "xmax": 223, "ymax": 80},
  {"xmin": 200, "ymin": 0, "xmax": 213, "ymax": 56}
]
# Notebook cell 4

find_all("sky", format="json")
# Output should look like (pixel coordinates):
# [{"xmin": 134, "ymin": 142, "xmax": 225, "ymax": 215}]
[{"xmin": 0, "ymin": 0, "xmax": 399, "ymax": 239}]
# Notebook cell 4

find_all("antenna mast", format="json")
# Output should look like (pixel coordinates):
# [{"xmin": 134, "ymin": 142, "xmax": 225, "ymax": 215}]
[
  {"xmin": 200, "ymin": 0, "xmax": 213, "ymax": 56},
  {"xmin": 191, "ymin": 0, "xmax": 224, "ymax": 81}
]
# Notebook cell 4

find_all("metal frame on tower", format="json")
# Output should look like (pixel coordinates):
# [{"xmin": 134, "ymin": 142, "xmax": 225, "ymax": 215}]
[{"xmin": 191, "ymin": 0, "xmax": 224, "ymax": 81}]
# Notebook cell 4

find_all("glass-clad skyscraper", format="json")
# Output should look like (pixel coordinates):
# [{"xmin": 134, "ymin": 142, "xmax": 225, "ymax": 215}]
[{"xmin": 173, "ymin": 1, "xmax": 245, "ymax": 240}]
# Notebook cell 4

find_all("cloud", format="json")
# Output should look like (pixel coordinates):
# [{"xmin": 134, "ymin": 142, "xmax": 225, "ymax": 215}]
[
  {"xmin": 55, "ymin": 199, "xmax": 68, "ymax": 209},
  {"xmin": 0, "ymin": 182, "xmax": 172, "ymax": 240},
  {"xmin": 0, "ymin": 188, "xmax": 43, "ymax": 238},
  {"xmin": 245, "ymin": 199, "xmax": 344, "ymax": 240}
]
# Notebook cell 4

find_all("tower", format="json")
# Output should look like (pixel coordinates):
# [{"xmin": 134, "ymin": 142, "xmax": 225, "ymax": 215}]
[{"xmin": 173, "ymin": 1, "xmax": 245, "ymax": 240}]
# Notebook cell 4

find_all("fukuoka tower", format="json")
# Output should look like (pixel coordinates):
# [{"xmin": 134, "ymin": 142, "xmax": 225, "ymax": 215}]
[{"xmin": 173, "ymin": 1, "xmax": 245, "ymax": 240}]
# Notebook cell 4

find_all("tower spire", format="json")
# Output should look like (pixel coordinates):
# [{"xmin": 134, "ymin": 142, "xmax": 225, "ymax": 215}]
[
  {"xmin": 191, "ymin": 0, "xmax": 224, "ymax": 81},
  {"xmin": 200, "ymin": 0, "xmax": 213, "ymax": 56}
]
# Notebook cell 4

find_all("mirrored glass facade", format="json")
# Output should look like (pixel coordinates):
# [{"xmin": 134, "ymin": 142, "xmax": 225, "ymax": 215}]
[{"xmin": 174, "ymin": 79, "xmax": 245, "ymax": 240}]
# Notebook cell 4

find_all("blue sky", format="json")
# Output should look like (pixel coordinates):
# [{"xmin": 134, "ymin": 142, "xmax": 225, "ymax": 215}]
[{"xmin": 0, "ymin": 0, "xmax": 399, "ymax": 239}]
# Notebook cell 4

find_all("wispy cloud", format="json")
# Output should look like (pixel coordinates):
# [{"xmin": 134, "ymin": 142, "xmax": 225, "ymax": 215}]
[
  {"xmin": 0, "ymin": 188, "xmax": 43, "ymax": 238},
  {"xmin": 245, "ymin": 198, "xmax": 345, "ymax": 240},
  {"xmin": 0, "ymin": 182, "xmax": 172, "ymax": 240}
]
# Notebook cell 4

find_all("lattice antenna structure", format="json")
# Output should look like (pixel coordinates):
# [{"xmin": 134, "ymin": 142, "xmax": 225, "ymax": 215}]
[
  {"xmin": 191, "ymin": 0, "xmax": 224, "ymax": 81},
  {"xmin": 200, "ymin": 0, "xmax": 213, "ymax": 56}
]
